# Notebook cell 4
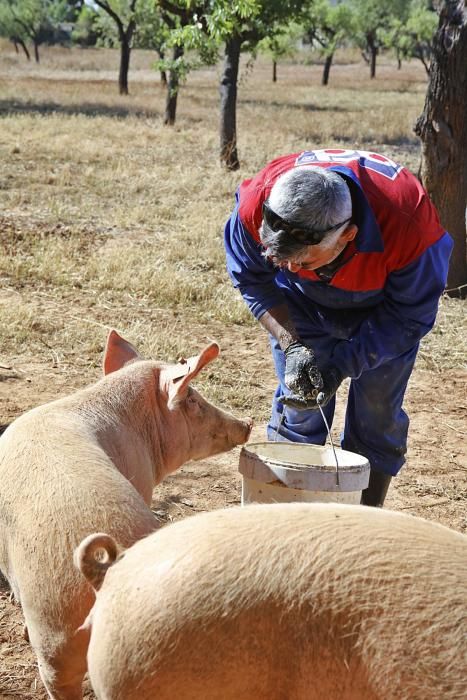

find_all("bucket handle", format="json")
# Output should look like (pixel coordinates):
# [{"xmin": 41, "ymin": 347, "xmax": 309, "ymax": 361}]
[
  {"xmin": 274, "ymin": 393, "xmax": 340, "ymax": 487},
  {"xmin": 316, "ymin": 393, "xmax": 340, "ymax": 486}
]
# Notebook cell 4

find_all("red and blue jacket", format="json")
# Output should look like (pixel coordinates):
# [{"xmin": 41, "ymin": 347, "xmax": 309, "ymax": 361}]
[{"xmin": 224, "ymin": 149, "xmax": 453, "ymax": 379}]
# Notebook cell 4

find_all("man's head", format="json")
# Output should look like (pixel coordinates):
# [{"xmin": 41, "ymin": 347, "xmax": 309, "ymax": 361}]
[{"xmin": 260, "ymin": 166, "xmax": 358, "ymax": 271}]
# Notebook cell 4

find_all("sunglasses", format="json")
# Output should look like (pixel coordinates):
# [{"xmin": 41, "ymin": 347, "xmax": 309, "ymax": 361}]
[{"xmin": 262, "ymin": 201, "xmax": 350, "ymax": 246}]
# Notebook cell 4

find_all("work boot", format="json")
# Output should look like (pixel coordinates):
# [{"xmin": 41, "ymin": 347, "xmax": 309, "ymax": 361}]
[{"xmin": 360, "ymin": 469, "xmax": 392, "ymax": 508}]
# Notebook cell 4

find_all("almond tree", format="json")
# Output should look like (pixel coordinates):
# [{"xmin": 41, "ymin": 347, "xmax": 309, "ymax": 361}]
[
  {"xmin": 381, "ymin": 0, "xmax": 437, "ymax": 73},
  {"xmin": 303, "ymin": 0, "xmax": 353, "ymax": 85},
  {"xmin": 133, "ymin": 3, "xmax": 168, "ymax": 84},
  {"xmin": 0, "ymin": 1, "xmax": 31, "ymax": 58},
  {"xmin": 0, "ymin": 0, "xmax": 55, "ymax": 62},
  {"xmin": 258, "ymin": 23, "xmax": 301, "ymax": 83},
  {"xmin": 415, "ymin": 0, "xmax": 467, "ymax": 294},
  {"xmin": 168, "ymin": 0, "xmax": 307, "ymax": 169},
  {"xmin": 347, "ymin": 0, "xmax": 407, "ymax": 78},
  {"xmin": 93, "ymin": 0, "xmax": 139, "ymax": 94}
]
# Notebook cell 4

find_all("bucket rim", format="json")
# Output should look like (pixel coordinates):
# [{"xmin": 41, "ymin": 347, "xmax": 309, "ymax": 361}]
[
  {"xmin": 241, "ymin": 442, "xmax": 370, "ymax": 470},
  {"xmin": 239, "ymin": 442, "xmax": 370, "ymax": 492}
]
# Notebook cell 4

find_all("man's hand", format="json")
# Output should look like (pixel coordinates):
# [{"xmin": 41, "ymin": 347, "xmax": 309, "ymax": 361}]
[
  {"xmin": 279, "ymin": 366, "xmax": 344, "ymax": 411},
  {"xmin": 284, "ymin": 341, "xmax": 323, "ymax": 399}
]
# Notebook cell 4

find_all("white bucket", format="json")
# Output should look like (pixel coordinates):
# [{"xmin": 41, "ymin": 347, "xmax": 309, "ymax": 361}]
[{"xmin": 239, "ymin": 442, "xmax": 370, "ymax": 506}]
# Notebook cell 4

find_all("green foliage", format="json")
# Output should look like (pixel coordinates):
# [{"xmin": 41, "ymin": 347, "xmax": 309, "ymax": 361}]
[
  {"xmin": 0, "ymin": 2, "xmax": 17, "ymax": 38},
  {"xmin": 0, "ymin": 0, "xmax": 71, "ymax": 44},
  {"xmin": 346, "ymin": 0, "xmax": 409, "ymax": 51},
  {"xmin": 92, "ymin": 4, "xmax": 119, "ymax": 47},
  {"xmin": 92, "ymin": 0, "xmax": 140, "ymax": 46},
  {"xmin": 167, "ymin": 0, "xmax": 307, "ymax": 52},
  {"xmin": 48, "ymin": 0, "xmax": 78, "ymax": 23},
  {"xmin": 380, "ymin": 0, "xmax": 437, "ymax": 71},
  {"xmin": 257, "ymin": 21, "xmax": 302, "ymax": 62},
  {"xmin": 201, "ymin": 0, "xmax": 260, "ymax": 40},
  {"xmin": 72, "ymin": 4, "xmax": 101, "ymax": 46},
  {"xmin": 302, "ymin": 0, "xmax": 353, "ymax": 57},
  {"xmin": 133, "ymin": 1, "xmax": 167, "ymax": 50}
]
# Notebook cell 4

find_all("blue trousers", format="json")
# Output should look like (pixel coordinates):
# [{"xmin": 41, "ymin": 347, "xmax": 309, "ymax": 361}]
[{"xmin": 266, "ymin": 296, "xmax": 418, "ymax": 477}]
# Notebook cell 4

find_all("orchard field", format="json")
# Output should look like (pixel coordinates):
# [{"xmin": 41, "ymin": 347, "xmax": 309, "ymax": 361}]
[{"xmin": 0, "ymin": 43, "xmax": 466, "ymax": 698}]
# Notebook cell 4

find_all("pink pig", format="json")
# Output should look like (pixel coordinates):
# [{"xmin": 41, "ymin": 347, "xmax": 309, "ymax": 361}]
[
  {"xmin": 0, "ymin": 330, "xmax": 251, "ymax": 700},
  {"xmin": 77, "ymin": 503, "xmax": 467, "ymax": 700}
]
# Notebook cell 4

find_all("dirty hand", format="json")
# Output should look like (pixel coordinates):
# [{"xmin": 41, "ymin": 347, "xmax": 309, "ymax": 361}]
[
  {"xmin": 283, "ymin": 341, "xmax": 323, "ymax": 400},
  {"xmin": 279, "ymin": 366, "xmax": 343, "ymax": 411}
]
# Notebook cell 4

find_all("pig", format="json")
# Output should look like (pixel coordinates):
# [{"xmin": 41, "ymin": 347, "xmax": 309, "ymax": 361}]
[
  {"xmin": 0, "ymin": 330, "xmax": 252, "ymax": 700},
  {"xmin": 76, "ymin": 502, "xmax": 467, "ymax": 700}
]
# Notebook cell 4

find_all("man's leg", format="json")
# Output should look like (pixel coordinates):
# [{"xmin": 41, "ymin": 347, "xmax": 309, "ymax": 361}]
[{"xmin": 342, "ymin": 344, "xmax": 419, "ymax": 506}]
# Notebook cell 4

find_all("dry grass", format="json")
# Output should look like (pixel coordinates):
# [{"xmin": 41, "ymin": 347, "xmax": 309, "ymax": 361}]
[{"xmin": 0, "ymin": 41, "xmax": 465, "ymax": 413}]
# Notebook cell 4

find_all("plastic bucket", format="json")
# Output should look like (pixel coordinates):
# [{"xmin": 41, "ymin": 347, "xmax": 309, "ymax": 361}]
[{"xmin": 239, "ymin": 442, "xmax": 370, "ymax": 506}]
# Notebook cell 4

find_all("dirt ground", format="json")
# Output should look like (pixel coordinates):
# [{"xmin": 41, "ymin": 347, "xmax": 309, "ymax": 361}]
[{"xmin": 0, "ymin": 326, "xmax": 466, "ymax": 698}]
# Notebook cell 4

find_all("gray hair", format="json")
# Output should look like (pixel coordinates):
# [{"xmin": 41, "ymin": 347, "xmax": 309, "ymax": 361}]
[{"xmin": 260, "ymin": 166, "xmax": 352, "ymax": 263}]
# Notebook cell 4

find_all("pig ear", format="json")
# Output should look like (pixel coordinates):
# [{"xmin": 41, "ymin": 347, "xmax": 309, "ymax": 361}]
[
  {"xmin": 162, "ymin": 342, "xmax": 219, "ymax": 406},
  {"xmin": 103, "ymin": 330, "xmax": 142, "ymax": 376}
]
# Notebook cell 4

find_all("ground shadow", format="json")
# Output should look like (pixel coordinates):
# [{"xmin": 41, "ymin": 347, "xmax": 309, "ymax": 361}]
[
  {"xmin": 239, "ymin": 98, "xmax": 350, "ymax": 113},
  {"xmin": 0, "ymin": 570, "xmax": 10, "ymax": 591},
  {"xmin": 326, "ymin": 133, "xmax": 420, "ymax": 151},
  {"xmin": 0, "ymin": 374, "xmax": 22, "ymax": 383},
  {"xmin": 0, "ymin": 98, "xmax": 161, "ymax": 120}
]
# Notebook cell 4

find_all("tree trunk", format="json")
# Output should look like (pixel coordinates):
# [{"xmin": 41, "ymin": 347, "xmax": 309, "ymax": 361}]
[
  {"xmin": 34, "ymin": 40, "xmax": 40, "ymax": 63},
  {"xmin": 415, "ymin": 1, "xmax": 467, "ymax": 295},
  {"xmin": 12, "ymin": 36, "xmax": 30, "ymax": 60},
  {"xmin": 366, "ymin": 32, "xmax": 377, "ymax": 78},
  {"xmin": 322, "ymin": 52, "xmax": 334, "ymax": 86},
  {"xmin": 164, "ymin": 44, "xmax": 184, "ymax": 125},
  {"xmin": 19, "ymin": 37, "xmax": 30, "ymax": 60},
  {"xmin": 370, "ymin": 46, "xmax": 377, "ymax": 78},
  {"xmin": 157, "ymin": 49, "xmax": 167, "ymax": 85},
  {"xmin": 219, "ymin": 34, "xmax": 241, "ymax": 171},
  {"xmin": 119, "ymin": 34, "xmax": 131, "ymax": 95},
  {"xmin": 272, "ymin": 60, "xmax": 277, "ymax": 82}
]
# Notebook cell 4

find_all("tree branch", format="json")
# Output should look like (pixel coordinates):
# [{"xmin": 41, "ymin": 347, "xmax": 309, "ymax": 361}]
[{"xmin": 94, "ymin": 0, "xmax": 125, "ymax": 35}]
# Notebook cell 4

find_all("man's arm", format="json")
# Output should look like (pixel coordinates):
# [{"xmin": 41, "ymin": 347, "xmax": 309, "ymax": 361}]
[
  {"xmin": 224, "ymin": 202, "xmax": 285, "ymax": 318},
  {"xmin": 330, "ymin": 233, "xmax": 453, "ymax": 379},
  {"xmin": 224, "ymin": 205, "xmax": 302, "ymax": 350},
  {"xmin": 257, "ymin": 305, "xmax": 299, "ymax": 350},
  {"xmin": 224, "ymin": 204, "xmax": 323, "ymax": 401}
]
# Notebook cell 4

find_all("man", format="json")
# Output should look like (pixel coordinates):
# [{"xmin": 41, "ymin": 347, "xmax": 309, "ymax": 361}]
[{"xmin": 224, "ymin": 148, "xmax": 453, "ymax": 507}]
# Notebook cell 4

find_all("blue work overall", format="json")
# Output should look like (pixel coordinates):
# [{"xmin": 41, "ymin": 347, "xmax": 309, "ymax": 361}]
[{"xmin": 267, "ymin": 291, "xmax": 419, "ymax": 477}]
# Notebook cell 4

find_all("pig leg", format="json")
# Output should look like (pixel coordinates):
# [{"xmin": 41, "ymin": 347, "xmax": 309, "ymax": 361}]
[{"xmin": 28, "ymin": 621, "xmax": 90, "ymax": 700}]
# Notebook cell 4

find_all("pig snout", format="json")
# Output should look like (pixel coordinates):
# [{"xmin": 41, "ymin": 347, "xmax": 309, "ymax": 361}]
[
  {"xmin": 193, "ymin": 410, "xmax": 252, "ymax": 462},
  {"xmin": 221, "ymin": 413, "xmax": 252, "ymax": 450},
  {"xmin": 239, "ymin": 417, "xmax": 253, "ymax": 444}
]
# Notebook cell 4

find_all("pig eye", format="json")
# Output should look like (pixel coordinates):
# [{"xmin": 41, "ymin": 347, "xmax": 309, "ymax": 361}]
[
  {"xmin": 185, "ymin": 388, "xmax": 196, "ymax": 404},
  {"xmin": 186, "ymin": 392, "xmax": 203, "ymax": 414}
]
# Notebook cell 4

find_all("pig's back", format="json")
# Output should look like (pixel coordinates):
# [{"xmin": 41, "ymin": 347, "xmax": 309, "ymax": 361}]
[
  {"xmin": 0, "ymin": 404, "xmax": 156, "ymax": 608},
  {"xmin": 0, "ymin": 405, "xmax": 147, "ymax": 526},
  {"xmin": 90, "ymin": 503, "xmax": 467, "ymax": 700}
]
